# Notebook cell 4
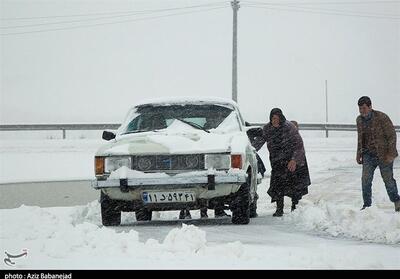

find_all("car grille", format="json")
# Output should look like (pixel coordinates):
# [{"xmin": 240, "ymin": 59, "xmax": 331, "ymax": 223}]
[{"xmin": 133, "ymin": 154, "xmax": 205, "ymax": 172}]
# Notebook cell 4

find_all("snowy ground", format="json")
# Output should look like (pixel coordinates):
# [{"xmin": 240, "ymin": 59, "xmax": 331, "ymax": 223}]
[{"xmin": 0, "ymin": 133, "xmax": 399, "ymax": 269}]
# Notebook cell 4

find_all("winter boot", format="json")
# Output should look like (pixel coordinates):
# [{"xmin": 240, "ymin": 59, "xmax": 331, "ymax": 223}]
[
  {"xmin": 360, "ymin": 205, "xmax": 370, "ymax": 211},
  {"xmin": 273, "ymin": 208, "xmax": 283, "ymax": 217},
  {"xmin": 179, "ymin": 209, "xmax": 192, "ymax": 219},
  {"xmin": 291, "ymin": 198, "xmax": 298, "ymax": 212},
  {"xmin": 200, "ymin": 208, "xmax": 208, "ymax": 219},
  {"xmin": 395, "ymin": 200, "xmax": 400, "ymax": 212},
  {"xmin": 273, "ymin": 198, "xmax": 284, "ymax": 217},
  {"xmin": 214, "ymin": 207, "xmax": 231, "ymax": 218}
]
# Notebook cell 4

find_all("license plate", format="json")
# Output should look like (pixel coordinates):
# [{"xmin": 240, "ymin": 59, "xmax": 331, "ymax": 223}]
[{"xmin": 142, "ymin": 191, "xmax": 196, "ymax": 204}]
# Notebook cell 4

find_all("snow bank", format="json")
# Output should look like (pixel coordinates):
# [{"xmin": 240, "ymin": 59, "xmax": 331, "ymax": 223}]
[
  {"xmin": 284, "ymin": 199, "xmax": 400, "ymax": 244},
  {"xmin": 0, "ymin": 202, "xmax": 246, "ymax": 268},
  {"xmin": 161, "ymin": 224, "xmax": 207, "ymax": 253}
]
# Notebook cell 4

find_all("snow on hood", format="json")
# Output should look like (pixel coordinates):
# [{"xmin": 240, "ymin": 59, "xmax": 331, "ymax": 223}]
[
  {"xmin": 109, "ymin": 166, "xmax": 170, "ymax": 179},
  {"xmin": 97, "ymin": 120, "xmax": 249, "ymax": 156}
]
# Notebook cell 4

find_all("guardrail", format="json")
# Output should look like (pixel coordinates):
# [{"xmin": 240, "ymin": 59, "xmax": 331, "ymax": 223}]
[
  {"xmin": 0, "ymin": 124, "xmax": 120, "ymax": 139},
  {"xmin": 0, "ymin": 123, "xmax": 399, "ymax": 139},
  {"xmin": 251, "ymin": 123, "xmax": 400, "ymax": 138}
]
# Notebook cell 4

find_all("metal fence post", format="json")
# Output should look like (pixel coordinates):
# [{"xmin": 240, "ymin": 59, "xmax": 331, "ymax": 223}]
[{"xmin": 62, "ymin": 129, "xmax": 66, "ymax": 139}]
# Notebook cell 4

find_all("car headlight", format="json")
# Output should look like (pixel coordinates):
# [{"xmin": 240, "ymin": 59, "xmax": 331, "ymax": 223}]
[
  {"xmin": 205, "ymin": 154, "xmax": 230, "ymax": 170},
  {"xmin": 105, "ymin": 156, "xmax": 132, "ymax": 173}
]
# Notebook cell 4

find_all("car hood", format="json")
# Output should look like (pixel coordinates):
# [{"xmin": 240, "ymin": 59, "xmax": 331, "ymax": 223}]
[{"xmin": 96, "ymin": 130, "xmax": 247, "ymax": 156}]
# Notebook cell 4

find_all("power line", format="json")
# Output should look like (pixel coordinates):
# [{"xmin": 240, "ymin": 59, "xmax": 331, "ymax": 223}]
[
  {"xmin": 2, "ymin": 1, "xmax": 398, "ymax": 36},
  {"xmin": 243, "ymin": 4, "xmax": 400, "ymax": 19},
  {"xmin": 1, "ymin": 3, "xmax": 229, "ymax": 29},
  {"xmin": 242, "ymin": 0, "xmax": 400, "ymax": 5},
  {"xmin": 242, "ymin": 1, "xmax": 400, "ymax": 17},
  {"xmin": 242, "ymin": 3, "xmax": 400, "ymax": 20},
  {"xmin": 1, "ymin": 6, "xmax": 229, "ymax": 36},
  {"xmin": 0, "ymin": 2, "xmax": 228, "ymax": 21}
]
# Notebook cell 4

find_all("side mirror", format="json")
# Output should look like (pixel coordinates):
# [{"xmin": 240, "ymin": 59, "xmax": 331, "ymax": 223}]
[
  {"xmin": 102, "ymin": 130, "xmax": 116, "ymax": 141},
  {"xmin": 246, "ymin": 127, "xmax": 263, "ymax": 138},
  {"xmin": 245, "ymin": 121, "xmax": 251, "ymax": 127}
]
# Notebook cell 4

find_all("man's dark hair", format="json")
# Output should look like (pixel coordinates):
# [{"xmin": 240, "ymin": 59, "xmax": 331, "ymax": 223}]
[{"xmin": 358, "ymin": 96, "xmax": 372, "ymax": 107}]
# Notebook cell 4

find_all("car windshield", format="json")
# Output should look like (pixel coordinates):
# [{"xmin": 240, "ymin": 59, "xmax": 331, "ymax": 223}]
[{"xmin": 118, "ymin": 103, "xmax": 239, "ymax": 135}]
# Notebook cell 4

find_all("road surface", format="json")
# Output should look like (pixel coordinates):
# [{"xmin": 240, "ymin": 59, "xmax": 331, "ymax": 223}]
[{"xmin": 0, "ymin": 180, "xmax": 98, "ymax": 209}]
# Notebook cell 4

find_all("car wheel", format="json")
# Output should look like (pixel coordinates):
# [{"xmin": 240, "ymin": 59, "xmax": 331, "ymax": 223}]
[
  {"xmin": 100, "ymin": 192, "xmax": 121, "ymax": 226},
  {"xmin": 231, "ymin": 182, "xmax": 250, "ymax": 225},
  {"xmin": 135, "ymin": 208, "xmax": 152, "ymax": 221}
]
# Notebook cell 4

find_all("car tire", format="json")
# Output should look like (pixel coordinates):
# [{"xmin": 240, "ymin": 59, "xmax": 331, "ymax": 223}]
[
  {"xmin": 231, "ymin": 182, "xmax": 250, "ymax": 225},
  {"xmin": 135, "ymin": 208, "xmax": 152, "ymax": 221},
  {"xmin": 100, "ymin": 192, "xmax": 121, "ymax": 226}
]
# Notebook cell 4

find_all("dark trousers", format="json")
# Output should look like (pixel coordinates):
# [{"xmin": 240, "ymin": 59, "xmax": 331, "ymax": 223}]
[
  {"xmin": 362, "ymin": 153, "xmax": 400, "ymax": 207},
  {"xmin": 276, "ymin": 196, "xmax": 298, "ymax": 210}
]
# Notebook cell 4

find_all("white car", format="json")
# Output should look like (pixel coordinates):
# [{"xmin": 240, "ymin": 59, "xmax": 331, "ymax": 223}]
[{"xmin": 92, "ymin": 97, "xmax": 261, "ymax": 225}]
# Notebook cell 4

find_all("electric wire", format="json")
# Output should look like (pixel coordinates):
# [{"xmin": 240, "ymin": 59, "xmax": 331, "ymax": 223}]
[{"xmin": 1, "ymin": 5, "xmax": 229, "ymax": 36}]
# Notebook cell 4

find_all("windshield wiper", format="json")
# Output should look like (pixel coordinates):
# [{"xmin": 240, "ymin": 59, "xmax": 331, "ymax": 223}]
[
  {"xmin": 175, "ymin": 118, "xmax": 210, "ymax": 133},
  {"xmin": 121, "ymin": 129, "xmax": 159, "ymax": 135}
]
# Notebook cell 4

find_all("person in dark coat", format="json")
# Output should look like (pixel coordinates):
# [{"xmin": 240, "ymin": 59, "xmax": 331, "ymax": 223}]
[{"xmin": 253, "ymin": 108, "xmax": 311, "ymax": 217}]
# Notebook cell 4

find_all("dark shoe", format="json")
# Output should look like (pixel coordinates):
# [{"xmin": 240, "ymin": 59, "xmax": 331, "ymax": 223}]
[
  {"xmin": 273, "ymin": 209, "xmax": 283, "ymax": 217},
  {"xmin": 200, "ymin": 208, "xmax": 208, "ymax": 219},
  {"xmin": 395, "ymin": 201, "xmax": 400, "ymax": 212},
  {"xmin": 291, "ymin": 201, "xmax": 299, "ymax": 211},
  {"xmin": 179, "ymin": 209, "xmax": 192, "ymax": 219},
  {"xmin": 291, "ymin": 199, "xmax": 298, "ymax": 212},
  {"xmin": 215, "ymin": 209, "xmax": 231, "ymax": 218},
  {"xmin": 274, "ymin": 198, "xmax": 284, "ymax": 217},
  {"xmin": 360, "ymin": 205, "xmax": 370, "ymax": 211},
  {"xmin": 251, "ymin": 212, "xmax": 259, "ymax": 218}
]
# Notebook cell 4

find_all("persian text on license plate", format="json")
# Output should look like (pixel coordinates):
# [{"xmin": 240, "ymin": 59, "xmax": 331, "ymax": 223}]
[{"xmin": 142, "ymin": 191, "xmax": 196, "ymax": 203}]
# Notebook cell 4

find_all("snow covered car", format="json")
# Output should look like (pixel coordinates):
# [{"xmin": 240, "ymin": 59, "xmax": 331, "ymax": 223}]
[{"xmin": 91, "ymin": 97, "xmax": 261, "ymax": 226}]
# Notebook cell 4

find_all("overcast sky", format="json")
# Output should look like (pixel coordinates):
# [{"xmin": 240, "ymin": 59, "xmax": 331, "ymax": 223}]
[{"xmin": 1, "ymin": 0, "xmax": 399, "ymax": 125}]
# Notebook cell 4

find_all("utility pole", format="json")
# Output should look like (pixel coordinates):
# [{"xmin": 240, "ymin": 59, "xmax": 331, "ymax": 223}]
[
  {"xmin": 231, "ymin": 0, "xmax": 240, "ymax": 103},
  {"xmin": 325, "ymin": 80, "xmax": 329, "ymax": 138}
]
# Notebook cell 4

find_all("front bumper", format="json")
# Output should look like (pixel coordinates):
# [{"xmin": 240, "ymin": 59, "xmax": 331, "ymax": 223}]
[{"xmin": 91, "ymin": 172, "xmax": 247, "ymax": 190}]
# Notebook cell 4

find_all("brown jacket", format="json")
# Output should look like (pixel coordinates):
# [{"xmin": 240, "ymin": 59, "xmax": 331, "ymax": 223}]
[{"xmin": 357, "ymin": 110, "xmax": 398, "ymax": 163}]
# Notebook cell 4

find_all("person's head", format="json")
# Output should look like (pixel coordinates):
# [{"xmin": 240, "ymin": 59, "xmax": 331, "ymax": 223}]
[
  {"xmin": 269, "ymin": 108, "xmax": 286, "ymax": 128},
  {"xmin": 358, "ymin": 96, "xmax": 372, "ymax": 117}
]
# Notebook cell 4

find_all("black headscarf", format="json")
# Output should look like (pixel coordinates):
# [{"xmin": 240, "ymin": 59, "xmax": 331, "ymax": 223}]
[
  {"xmin": 268, "ymin": 108, "xmax": 287, "ymax": 159},
  {"xmin": 269, "ymin": 108, "xmax": 286, "ymax": 125}
]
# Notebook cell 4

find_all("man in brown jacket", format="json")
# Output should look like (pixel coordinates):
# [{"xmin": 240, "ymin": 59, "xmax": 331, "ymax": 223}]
[{"xmin": 356, "ymin": 96, "xmax": 400, "ymax": 212}]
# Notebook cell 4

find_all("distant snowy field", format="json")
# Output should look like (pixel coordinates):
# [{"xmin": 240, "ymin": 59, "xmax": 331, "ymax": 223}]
[{"xmin": 1, "ymin": 132, "xmax": 399, "ymax": 269}]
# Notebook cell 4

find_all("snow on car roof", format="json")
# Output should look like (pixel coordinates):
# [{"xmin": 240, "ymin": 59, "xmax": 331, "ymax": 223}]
[{"xmin": 133, "ymin": 96, "xmax": 239, "ymax": 109}]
